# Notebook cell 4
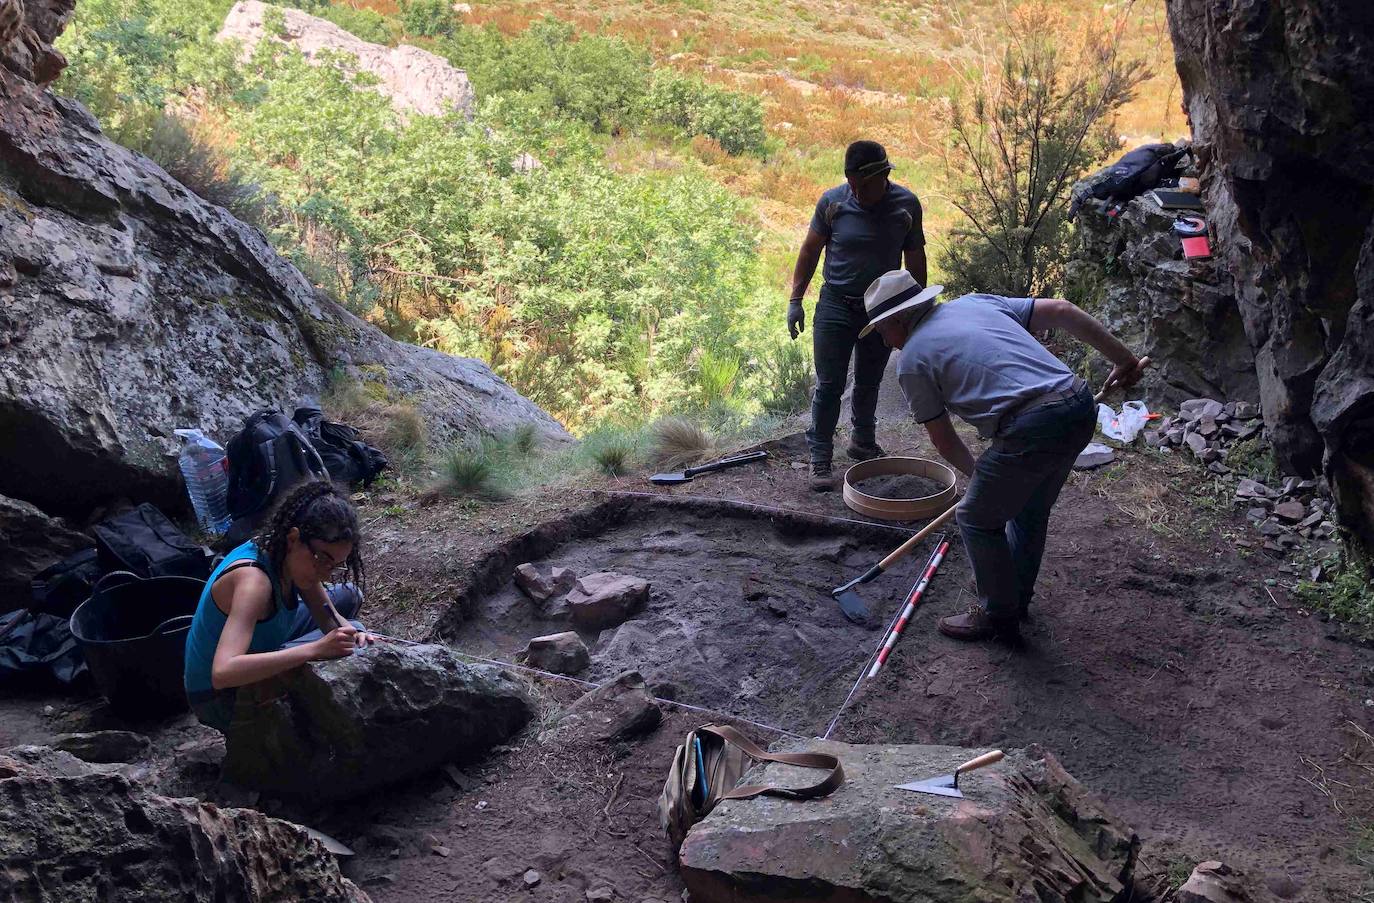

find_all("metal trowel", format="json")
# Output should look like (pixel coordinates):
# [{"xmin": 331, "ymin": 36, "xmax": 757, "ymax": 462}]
[
  {"xmin": 895, "ymin": 750, "xmax": 1004, "ymax": 799},
  {"xmin": 649, "ymin": 450, "xmax": 768, "ymax": 486}
]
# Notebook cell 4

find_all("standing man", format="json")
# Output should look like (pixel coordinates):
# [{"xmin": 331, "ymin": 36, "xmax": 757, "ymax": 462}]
[
  {"xmin": 787, "ymin": 140, "xmax": 927, "ymax": 492},
  {"xmin": 858, "ymin": 271, "xmax": 1145, "ymax": 643}
]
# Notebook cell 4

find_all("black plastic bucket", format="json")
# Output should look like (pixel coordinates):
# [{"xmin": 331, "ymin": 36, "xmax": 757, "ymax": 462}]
[{"xmin": 69, "ymin": 571, "xmax": 203, "ymax": 716}]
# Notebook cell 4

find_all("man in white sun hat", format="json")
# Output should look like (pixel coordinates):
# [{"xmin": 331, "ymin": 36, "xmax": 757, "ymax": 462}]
[{"xmin": 860, "ymin": 270, "xmax": 1144, "ymax": 643}]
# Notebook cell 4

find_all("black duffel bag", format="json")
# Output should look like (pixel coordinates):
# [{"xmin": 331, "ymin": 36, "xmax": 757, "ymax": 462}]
[{"xmin": 93, "ymin": 504, "xmax": 212, "ymax": 582}]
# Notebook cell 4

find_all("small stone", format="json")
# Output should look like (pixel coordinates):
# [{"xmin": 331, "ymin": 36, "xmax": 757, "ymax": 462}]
[
  {"xmin": 1207, "ymin": 461, "xmax": 1231, "ymax": 476},
  {"xmin": 1236, "ymin": 422, "xmax": 1262, "ymax": 440},
  {"xmin": 586, "ymin": 887, "xmax": 616, "ymax": 903},
  {"xmin": 566, "ymin": 573, "xmax": 650, "ymax": 631},
  {"xmin": 1317, "ymin": 521, "xmax": 1337, "ymax": 537},
  {"xmin": 1201, "ymin": 447, "xmax": 1223, "ymax": 464},
  {"xmin": 1144, "ymin": 429, "xmax": 1163, "ymax": 448},
  {"xmin": 1222, "ymin": 402, "xmax": 1237, "ymax": 419},
  {"xmin": 1198, "ymin": 417, "xmax": 1220, "ymax": 438},
  {"xmin": 1235, "ymin": 478, "xmax": 1274, "ymax": 499},
  {"xmin": 476, "ymin": 800, "xmax": 489, "ymax": 810},
  {"xmin": 1165, "ymin": 428, "xmax": 1184, "ymax": 445},
  {"xmin": 1073, "ymin": 443, "xmax": 1115, "ymax": 470},
  {"xmin": 1309, "ymin": 565, "xmax": 1325, "ymax": 582},
  {"xmin": 1233, "ymin": 401, "xmax": 1260, "ymax": 420},
  {"xmin": 518, "ymin": 631, "xmax": 590, "ymax": 675},
  {"xmin": 1246, "ymin": 508, "xmax": 1267, "ymax": 521},
  {"xmin": 1257, "ymin": 519, "xmax": 1284, "ymax": 537},
  {"xmin": 523, "ymin": 869, "xmax": 543, "ymax": 888},
  {"xmin": 52, "ymin": 731, "xmax": 152, "ymax": 765},
  {"xmin": 1281, "ymin": 476, "xmax": 1301, "ymax": 496},
  {"xmin": 1299, "ymin": 510, "xmax": 1324, "ymax": 529},
  {"xmin": 1273, "ymin": 500, "xmax": 1306, "ymax": 523},
  {"xmin": 1185, "ymin": 432, "xmax": 1209, "ymax": 458},
  {"xmin": 514, "ymin": 563, "xmax": 577, "ymax": 603},
  {"xmin": 1296, "ymin": 478, "xmax": 1318, "ymax": 492}
]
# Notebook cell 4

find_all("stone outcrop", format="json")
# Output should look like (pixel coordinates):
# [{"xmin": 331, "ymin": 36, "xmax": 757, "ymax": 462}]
[
  {"xmin": 1071, "ymin": 191, "xmax": 1256, "ymax": 406},
  {"xmin": 680, "ymin": 742, "xmax": 1139, "ymax": 903},
  {"xmin": 218, "ymin": 0, "xmax": 474, "ymax": 119},
  {"xmin": 1165, "ymin": 1, "xmax": 1374, "ymax": 547},
  {"xmin": 0, "ymin": 0, "xmax": 566, "ymax": 520},
  {"xmin": 0, "ymin": 746, "xmax": 370, "ymax": 901},
  {"xmin": 223, "ymin": 643, "xmax": 534, "ymax": 802},
  {"xmin": 0, "ymin": 493, "xmax": 89, "ymax": 609}
]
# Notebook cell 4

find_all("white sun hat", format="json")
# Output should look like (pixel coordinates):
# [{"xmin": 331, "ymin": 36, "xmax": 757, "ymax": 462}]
[{"xmin": 857, "ymin": 271, "xmax": 943, "ymax": 338}]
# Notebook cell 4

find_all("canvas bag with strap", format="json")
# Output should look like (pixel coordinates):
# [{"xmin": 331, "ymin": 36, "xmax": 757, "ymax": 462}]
[{"xmin": 658, "ymin": 723, "xmax": 844, "ymax": 852}]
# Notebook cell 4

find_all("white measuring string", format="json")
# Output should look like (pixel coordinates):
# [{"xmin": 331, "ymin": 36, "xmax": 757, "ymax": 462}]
[{"xmin": 368, "ymin": 630, "xmax": 804, "ymax": 739}]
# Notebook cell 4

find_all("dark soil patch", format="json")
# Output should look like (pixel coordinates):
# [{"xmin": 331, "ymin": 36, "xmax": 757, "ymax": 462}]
[
  {"xmin": 436, "ymin": 496, "xmax": 937, "ymax": 734},
  {"xmin": 850, "ymin": 473, "xmax": 947, "ymax": 499}
]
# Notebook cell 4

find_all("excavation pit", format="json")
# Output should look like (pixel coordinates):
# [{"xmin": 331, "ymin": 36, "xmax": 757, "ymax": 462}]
[{"xmin": 434, "ymin": 495, "xmax": 955, "ymax": 734}]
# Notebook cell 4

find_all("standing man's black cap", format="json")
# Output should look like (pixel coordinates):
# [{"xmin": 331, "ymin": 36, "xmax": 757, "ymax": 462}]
[{"xmin": 844, "ymin": 140, "xmax": 893, "ymax": 178}]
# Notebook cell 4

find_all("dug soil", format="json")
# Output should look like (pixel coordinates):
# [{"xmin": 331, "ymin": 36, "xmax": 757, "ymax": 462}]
[
  {"xmin": 849, "ymin": 472, "xmax": 948, "ymax": 499},
  {"xmin": 3, "ymin": 373, "xmax": 1371, "ymax": 903}
]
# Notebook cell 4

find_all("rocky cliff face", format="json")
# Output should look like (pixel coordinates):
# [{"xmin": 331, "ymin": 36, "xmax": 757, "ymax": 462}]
[
  {"xmin": 1071, "ymin": 194, "xmax": 1257, "ymax": 407},
  {"xmin": 1164, "ymin": 1, "xmax": 1374, "ymax": 546},
  {"xmin": 0, "ymin": 0, "xmax": 566, "ymax": 521}
]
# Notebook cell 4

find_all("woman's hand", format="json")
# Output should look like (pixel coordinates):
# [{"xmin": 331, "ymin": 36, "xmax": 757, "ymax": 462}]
[{"xmin": 312, "ymin": 624, "xmax": 362, "ymax": 660}]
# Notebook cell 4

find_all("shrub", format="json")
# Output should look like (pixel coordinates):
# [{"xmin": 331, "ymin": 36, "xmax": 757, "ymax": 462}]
[
  {"xmin": 400, "ymin": 0, "xmax": 455, "ymax": 39},
  {"xmin": 582, "ymin": 426, "xmax": 640, "ymax": 476},
  {"xmin": 648, "ymin": 69, "xmax": 767, "ymax": 155},
  {"xmin": 760, "ymin": 341, "xmax": 813, "ymax": 415},
  {"xmin": 141, "ymin": 113, "xmax": 266, "ymax": 226},
  {"xmin": 936, "ymin": 2, "xmax": 1146, "ymax": 296},
  {"xmin": 508, "ymin": 423, "xmax": 538, "ymax": 455},
  {"xmin": 697, "ymin": 351, "xmax": 741, "ymax": 408},
  {"xmin": 1293, "ymin": 551, "xmax": 1374, "ymax": 640},
  {"xmin": 380, "ymin": 403, "xmax": 427, "ymax": 459}
]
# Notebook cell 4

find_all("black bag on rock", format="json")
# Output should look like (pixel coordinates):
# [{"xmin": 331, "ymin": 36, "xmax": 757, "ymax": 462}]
[
  {"xmin": 92, "ymin": 504, "xmax": 212, "ymax": 581},
  {"xmin": 29, "ymin": 547, "xmax": 101, "ymax": 618},
  {"xmin": 224, "ymin": 408, "xmax": 329, "ymax": 544},
  {"xmin": 292, "ymin": 403, "xmax": 388, "ymax": 487}
]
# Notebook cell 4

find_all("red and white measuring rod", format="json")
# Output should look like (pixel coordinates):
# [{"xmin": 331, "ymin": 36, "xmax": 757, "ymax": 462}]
[{"xmin": 867, "ymin": 540, "xmax": 951, "ymax": 679}]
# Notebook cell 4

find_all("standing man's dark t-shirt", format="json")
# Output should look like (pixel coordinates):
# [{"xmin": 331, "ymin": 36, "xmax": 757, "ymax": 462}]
[{"xmin": 809, "ymin": 182, "xmax": 925, "ymax": 295}]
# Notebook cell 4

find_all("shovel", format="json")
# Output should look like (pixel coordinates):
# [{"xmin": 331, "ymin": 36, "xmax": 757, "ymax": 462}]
[
  {"xmin": 831, "ymin": 502, "xmax": 958, "ymax": 624},
  {"xmin": 649, "ymin": 450, "xmax": 768, "ymax": 486},
  {"xmin": 895, "ymin": 750, "xmax": 1004, "ymax": 799}
]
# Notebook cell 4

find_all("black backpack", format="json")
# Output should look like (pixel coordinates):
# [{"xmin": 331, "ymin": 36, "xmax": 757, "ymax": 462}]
[
  {"xmin": 92, "ymin": 504, "xmax": 212, "ymax": 581},
  {"xmin": 1089, "ymin": 143, "xmax": 1191, "ymax": 204},
  {"xmin": 224, "ymin": 409, "xmax": 328, "ymax": 543},
  {"xmin": 29, "ymin": 548, "xmax": 102, "ymax": 619},
  {"xmin": 292, "ymin": 404, "xmax": 388, "ymax": 487}
]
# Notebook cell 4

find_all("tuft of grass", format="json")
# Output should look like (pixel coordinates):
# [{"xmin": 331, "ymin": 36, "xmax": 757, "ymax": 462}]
[
  {"xmin": 509, "ymin": 422, "xmax": 538, "ymax": 455},
  {"xmin": 436, "ymin": 439, "xmax": 501, "ymax": 497},
  {"xmin": 582, "ymin": 426, "xmax": 641, "ymax": 476},
  {"xmin": 761, "ymin": 340, "xmax": 813, "ymax": 415},
  {"xmin": 1293, "ymin": 550, "xmax": 1374, "ymax": 639},
  {"xmin": 380, "ymin": 403, "xmax": 427, "ymax": 460},
  {"xmin": 649, "ymin": 415, "xmax": 714, "ymax": 469}
]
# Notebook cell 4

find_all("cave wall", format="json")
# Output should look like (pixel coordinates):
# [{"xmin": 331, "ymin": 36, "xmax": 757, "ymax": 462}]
[{"xmin": 1166, "ymin": 0, "xmax": 1374, "ymax": 547}]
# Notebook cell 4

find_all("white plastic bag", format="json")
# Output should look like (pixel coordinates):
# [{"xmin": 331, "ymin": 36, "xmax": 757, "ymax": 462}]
[{"xmin": 1096, "ymin": 400, "xmax": 1150, "ymax": 442}]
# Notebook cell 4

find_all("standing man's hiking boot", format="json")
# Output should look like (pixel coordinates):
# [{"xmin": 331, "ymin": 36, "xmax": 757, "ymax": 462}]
[
  {"xmin": 845, "ymin": 439, "xmax": 886, "ymax": 461},
  {"xmin": 810, "ymin": 461, "xmax": 837, "ymax": 492},
  {"xmin": 938, "ymin": 605, "xmax": 1021, "ymax": 644}
]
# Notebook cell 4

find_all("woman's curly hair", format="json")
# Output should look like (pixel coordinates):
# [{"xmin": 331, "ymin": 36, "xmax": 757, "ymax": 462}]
[{"xmin": 252, "ymin": 480, "xmax": 365, "ymax": 592}]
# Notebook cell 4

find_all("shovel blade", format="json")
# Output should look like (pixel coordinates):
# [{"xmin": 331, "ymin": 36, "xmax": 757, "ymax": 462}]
[
  {"xmin": 831, "ymin": 588, "xmax": 870, "ymax": 625},
  {"xmin": 895, "ymin": 777, "xmax": 962, "ymax": 799},
  {"xmin": 649, "ymin": 472, "xmax": 691, "ymax": 485}
]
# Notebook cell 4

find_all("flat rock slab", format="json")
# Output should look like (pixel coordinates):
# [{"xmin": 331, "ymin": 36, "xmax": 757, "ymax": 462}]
[
  {"xmin": 548, "ymin": 670, "xmax": 660, "ymax": 743},
  {"xmin": 224, "ymin": 644, "xmax": 534, "ymax": 802},
  {"xmin": 681, "ymin": 741, "xmax": 1139, "ymax": 903},
  {"xmin": 52, "ymin": 730, "xmax": 151, "ymax": 764},
  {"xmin": 519, "ymin": 631, "xmax": 589, "ymax": 675}
]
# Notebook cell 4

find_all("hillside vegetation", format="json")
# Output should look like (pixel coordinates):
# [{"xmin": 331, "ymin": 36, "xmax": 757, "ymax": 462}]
[{"xmin": 55, "ymin": 0, "xmax": 1181, "ymax": 431}]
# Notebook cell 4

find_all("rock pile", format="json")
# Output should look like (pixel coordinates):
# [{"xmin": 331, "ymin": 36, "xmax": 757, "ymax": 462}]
[
  {"xmin": 1145, "ymin": 397, "xmax": 1338, "ymax": 555},
  {"xmin": 513, "ymin": 563, "xmax": 649, "ymax": 630}
]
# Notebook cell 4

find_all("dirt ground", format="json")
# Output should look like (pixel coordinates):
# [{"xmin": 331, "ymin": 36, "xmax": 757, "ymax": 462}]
[{"xmin": 2, "ymin": 376, "xmax": 1372, "ymax": 903}]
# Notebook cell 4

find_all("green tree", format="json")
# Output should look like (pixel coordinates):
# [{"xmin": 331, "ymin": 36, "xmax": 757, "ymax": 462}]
[{"xmin": 937, "ymin": 2, "xmax": 1146, "ymax": 297}]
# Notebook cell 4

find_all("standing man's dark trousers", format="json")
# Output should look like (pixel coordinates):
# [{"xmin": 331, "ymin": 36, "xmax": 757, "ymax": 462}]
[
  {"xmin": 806, "ymin": 285, "xmax": 891, "ymax": 464},
  {"xmin": 956, "ymin": 384, "xmax": 1095, "ymax": 626}
]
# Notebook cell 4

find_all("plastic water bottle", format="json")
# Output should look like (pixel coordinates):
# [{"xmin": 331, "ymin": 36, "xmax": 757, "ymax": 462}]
[{"xmin": 175, "ymin": 429, "xmax": 231, "ymax": 534}]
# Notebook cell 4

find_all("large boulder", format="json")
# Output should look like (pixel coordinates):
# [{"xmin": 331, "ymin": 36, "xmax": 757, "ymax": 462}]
[
  {"xmin": 566, "ymin": 572, "xmax": 649, "ymax": 631},
  {"xmin": 0, "ymin": 746, "xmax": 370, "ymax": 901},
  {"xmin": 680, "ymin": 741, "xmax": 1139, "ymax": 903},
  {"xmin": 1165, "ymin": 0, "xmax": 1374, "ymax": 547},
  {"xmin": 0, "ymin": 493, "xmax": 89, "ymax": 610},
  {"xmin": 0, "ymin": 4, "xmax": 566, "ymax": 519},
  {"xmin": 223, "ymin": 643, "xmax": 535, "ymax": 802},
  {"xmin": 218, "ymin": 0, "xmax": 475, "ymax": 119}
]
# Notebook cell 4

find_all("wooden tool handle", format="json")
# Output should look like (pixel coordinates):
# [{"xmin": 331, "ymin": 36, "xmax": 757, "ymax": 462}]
[
  {"xmin": 877, "ymin": 503, "xmax": 959, "ymax": 570},
  {"xmin": 1094, "ymin": 356, "xmax": 1151, "ymax": 403},
  {"xmin": 685, "ymin": 450, "xmax": 768, "ymax": 477},
  {"xmin": 954, "ymin": 750, "xmax": 1005, "ymax": 776}
]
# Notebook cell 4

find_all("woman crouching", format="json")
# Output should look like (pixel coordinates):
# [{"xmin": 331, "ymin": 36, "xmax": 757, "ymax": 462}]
[{"xmin": 184, "ymin": 480, "xmax": 371, "ymax": 732}]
